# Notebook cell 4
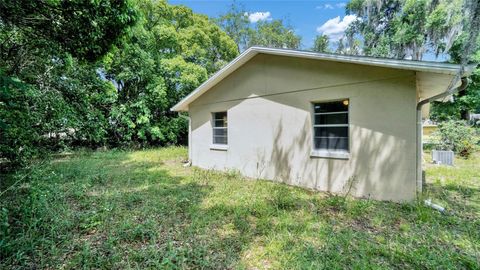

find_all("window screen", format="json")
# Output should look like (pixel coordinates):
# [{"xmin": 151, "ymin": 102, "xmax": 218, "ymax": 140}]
[
  {"xmin": 212, "ymin": 112, "xmax": 228, "ymax": 145},
  {"xmin": 313, "ymin": 100, "xmax": 349, "ymax": 151}
]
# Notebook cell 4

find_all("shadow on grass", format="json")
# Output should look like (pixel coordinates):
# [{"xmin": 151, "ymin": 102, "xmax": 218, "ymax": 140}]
[
  {"xmin": 1, "ymin": 149, "xmax": 267, "ymax": 268},
  {"xmin": 1, "ymin": 149, "xmax": 480, "ymax": 269},
  {"xmin": 425, "ymin": 181, "xmax": 480, "ymax": 219}
]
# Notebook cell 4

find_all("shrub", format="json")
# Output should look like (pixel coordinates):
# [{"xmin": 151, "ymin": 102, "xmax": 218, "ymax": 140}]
[{"xmin": 433, "ymin": 120, "xmax": 478, "ymax": 158}]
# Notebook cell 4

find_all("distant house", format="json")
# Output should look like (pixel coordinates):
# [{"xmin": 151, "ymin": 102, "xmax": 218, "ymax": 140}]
[
  {"xmin": 422, "ymin": 122, "xmax": 438, "ymax": 137},
  {"xmin": 172, "ymin": 47, "xmax": 474, "ymax": 202}
]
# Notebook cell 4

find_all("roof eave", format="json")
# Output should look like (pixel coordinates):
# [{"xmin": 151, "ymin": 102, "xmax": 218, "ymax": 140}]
[
  {"xmin": 252, "ymin": 46, "xmax": 467, "ymax": 75},
  {"xmin": 171, "ymin": 46, "xmax": 471, "ymax": 112},
  {"xmin": 171, "ymin": 47, "xmax": 259, "ymax": 112}
]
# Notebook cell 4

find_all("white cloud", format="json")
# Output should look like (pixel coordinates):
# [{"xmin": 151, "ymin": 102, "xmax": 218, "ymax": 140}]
[
  {"xmin": 316, "ymin": 15, "xmax": 358, "ymax": 41},
  {"xmin": 246, "ymin": 11, "xmax": 271, "ymax": 23},
  {"xmin": 316, "ymin": 3, "xmax": 346, "ymax": 9},
  {"xmin": 316, "ymin": 4, "xmax": 333, "ymax": 9}
]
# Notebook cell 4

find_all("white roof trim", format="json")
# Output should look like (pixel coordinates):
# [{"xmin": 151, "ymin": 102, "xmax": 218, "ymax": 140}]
[{"xmin": 171, "ymin": 46, "xmax": 474, "ymax": 111}]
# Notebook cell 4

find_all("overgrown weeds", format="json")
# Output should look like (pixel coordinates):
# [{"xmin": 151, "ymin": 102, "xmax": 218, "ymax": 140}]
[{"xmin": 1, "ymin": 147, "xmax": 479, "ymax": 269}]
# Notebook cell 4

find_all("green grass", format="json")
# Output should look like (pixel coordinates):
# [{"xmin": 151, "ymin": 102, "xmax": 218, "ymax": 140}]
[{"xmin": 1, "ymin": 147, "xmax": 479, "ymax": 269}]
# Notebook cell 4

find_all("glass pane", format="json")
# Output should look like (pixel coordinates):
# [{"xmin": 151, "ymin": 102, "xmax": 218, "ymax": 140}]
[
  {"xmin": 213, "ymin": 112, "xmax": 227, "ymax": 127},
  {"xmin": 213, "ymin": 112, "xmax": 227, "ymax": 120},
  {"xmin": 212, "ymin": 112, "xmax": 227, "ymax": 144},
  {"xmin": 314, "ymin": 100, "xmax": 348, "ymax": 113},
  {"xmin": 213, "ymin": 136, "xmax": 228, "ymax": 145},
  {"xmin": 314, "ymin": 127, "xmax": 348, "ymax": 138},
  {"xmin": 314, "ymin": 137, "xmax": 348, "ymax": 151},
  {"xmin": 214, "ymin": 119, "xmax": 227, "ymax": 127},
  {"xmin": 213, "ymin": 128, "xmax": 227, "ymax": 136},
  {"xmin": 314, "ymin": 113, "xmax": 348, "ymax": 125}
]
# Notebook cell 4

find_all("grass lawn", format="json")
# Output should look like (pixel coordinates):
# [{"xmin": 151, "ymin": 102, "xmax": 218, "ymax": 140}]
[{"xmin": 1, "ymin": 147, "xmax": 479, "ymax": 269}]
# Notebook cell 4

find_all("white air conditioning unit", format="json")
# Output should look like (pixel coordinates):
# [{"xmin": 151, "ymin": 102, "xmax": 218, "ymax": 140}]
[{"xmin": 432, "ymin": 150, "xmax": 454, "ymax": 166}]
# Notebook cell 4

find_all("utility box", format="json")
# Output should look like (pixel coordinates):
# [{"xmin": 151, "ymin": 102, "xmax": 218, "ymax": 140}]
[{"xmin": 432, "ymin": 150, "xmax": 454, "ymax": 166}]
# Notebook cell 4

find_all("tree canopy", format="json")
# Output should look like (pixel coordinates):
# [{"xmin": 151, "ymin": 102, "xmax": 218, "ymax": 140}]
[
  {"xmin": 0, "ymin": 0, "xmax": 237, "ymax": 167},
  {"xmin": 344, "ymin": 0, "xmax": 480, "ymax": 120},
  {"xmin": 1, "ymin": 0, "xmax": 479, "ymax": 168},
  {"xmin": 216, "ymin": 2, "xmax": 301, "ymax": 51},
  {"xmin": 0, "ymin": 0, "xmax": 137, "ymax": 62},
  {"xmin": 345, "ymin": 0, "xmax": 465, "ymax": 60},
  {"xmin": 104, "ymin": 0, "xmax": 238, "ymax": 146}
]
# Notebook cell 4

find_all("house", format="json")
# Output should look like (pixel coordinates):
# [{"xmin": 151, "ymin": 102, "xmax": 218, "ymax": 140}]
[
  {"xmin": 172, "ymin": 47, "xmax": 474, "ymax": 202},
  {"xmin": 422, "ymin": 122, "xmax": 438, "ymax": 136}
]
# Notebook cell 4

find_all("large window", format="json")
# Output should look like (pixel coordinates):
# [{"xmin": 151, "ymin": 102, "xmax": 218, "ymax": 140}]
[
  {"xmin": 212, "ymin": 112, "xmax": 228, "ymax": 145},
  {"xmin": 312, "ymin": 100, "xmax": 349, "ymax": 152}
]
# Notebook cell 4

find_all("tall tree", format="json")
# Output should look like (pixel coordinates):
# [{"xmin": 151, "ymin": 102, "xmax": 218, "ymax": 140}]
[
  {"xmin": 217, "ymin": 2, "xmax": 302, "ymax": 51},
  {"xmin": 430, "ymin": 1, "xmax": 480, "ymax": 120},
  {"xmin": 104, "ymin": 0, "xmax": 238, "ymax": 146},
  {"xmin": 345, "ymin": 0, "xmax": 480, "ymax": 121},
  {"xmin": 346, "ymin": 0, "xmax": 464, "ymax": 60},
  {"xmin": 248, "ymin": 19, "xmax": 301, "ymax": 49},
  {"xmin": 216, "ymin": 1, "xmax": 250, "ymax": 52}
]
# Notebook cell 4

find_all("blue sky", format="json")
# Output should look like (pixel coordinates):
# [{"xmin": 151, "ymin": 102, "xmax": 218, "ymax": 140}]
[{"xmin": 169, "ymin": 0, "xmax": 350, "ymax": 49}]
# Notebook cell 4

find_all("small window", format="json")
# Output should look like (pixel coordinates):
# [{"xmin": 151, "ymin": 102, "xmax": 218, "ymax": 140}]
[
  {"xmin": 212, "ymin": 112, "xmax": 228, "ymax": 145},
  {"xmin": 312, "ymin": 100, "xmax": 349, "ymax": 152}
]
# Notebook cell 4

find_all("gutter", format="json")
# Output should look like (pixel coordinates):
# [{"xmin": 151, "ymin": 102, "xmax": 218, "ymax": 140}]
[
  {"xmin": 171, "ymin": 46, "xmax": 470, "ymax": 112},
  {"xmin": 415, "ymin": 75, "xmax": 469, "ymax": 195}
]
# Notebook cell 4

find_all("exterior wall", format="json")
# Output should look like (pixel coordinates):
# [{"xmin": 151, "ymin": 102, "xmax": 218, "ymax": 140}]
[{"xmin": 189, "ymin": 54, "xmax": 418, "ymax": 202}]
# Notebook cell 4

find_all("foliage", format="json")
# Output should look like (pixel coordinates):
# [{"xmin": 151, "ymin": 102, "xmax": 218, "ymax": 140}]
[
  {"xmin": 0, "ymin": 34, "xmax": 119, "ymax": 166},
  {"xmin": 345, "ymin": 0, "xmax": 480, "ymax": 121},
  {"xmin": 430, "ymin": 37, "xmax": 480, "ymax": 121},
  {"xmin": 433, "ymin": 120, "xmax": 478, "ymax": 158},
  {"xmin": 216, "ymin": 1, "xmax": 251, "ymax": 52},
  {"xmin": 248, "ymin": 19, "xmax": 301, "ymax": 49},
  {"xmin": 0, "ymin": 0, "xmax": 137, "ymax": 62},
  {"xmin": 0, "ymin": 0, "xmax": 137, "ymax": 167},
  {"xmin": 0, "ymin": 72, "xmax": 42, "ymax": 166},
  {"xmin": 104, "ymin": 0, "xmax": 238, "ymax": 146},
  {"xmin": 336, "ymin": 37, "xmax": 362, "ymax": 55},
  {"xmin": 217, "ymin": 2, "xmax": 301, "ymax": 51},
  {"xmin": 0, "ymin": 0, "xmax": 237, "ymax": 166},
  {"xmin": 346, "ymin": 0, "xmax": 464, "ymax": 60},
  {"xmin": 312, "ymin": 35, "xmax": 330, "ymax": 52},
  {"xmin": 1, "ymin": 147, "xmax": 479, "ymax": 268}
]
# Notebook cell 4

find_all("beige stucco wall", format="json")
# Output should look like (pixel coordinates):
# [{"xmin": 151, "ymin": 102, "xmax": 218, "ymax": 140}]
[{"xmin": 188, "ymin": 53, "xmax": 418, "ymax": 202}]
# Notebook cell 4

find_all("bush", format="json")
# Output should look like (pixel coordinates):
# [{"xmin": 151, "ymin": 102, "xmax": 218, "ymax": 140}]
[{"xmin": 433, "ymin": 120, "xmax": 478, "ymax": 158}]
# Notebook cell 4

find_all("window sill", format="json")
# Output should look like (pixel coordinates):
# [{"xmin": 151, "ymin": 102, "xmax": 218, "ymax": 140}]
[
  {"xmin": 210, "ymin": 144, "xmax": 228, "ymax": 151},
  {"xmin": 310, "ymin": 150, "xmax": 349, "ymax": 159}
]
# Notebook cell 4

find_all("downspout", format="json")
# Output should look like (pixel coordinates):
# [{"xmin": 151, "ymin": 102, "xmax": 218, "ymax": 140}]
[{"xmin": 416, "ymin": 76, "xmax": 469, "ymax": 195}]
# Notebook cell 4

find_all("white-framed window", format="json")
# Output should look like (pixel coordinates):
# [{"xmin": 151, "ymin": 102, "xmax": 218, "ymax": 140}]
[
  {"xmin": 212, "ymin": 111, "xmax": 228, "ymax": 145},
  {"xmin": 312, "ymin": 100, "xmax": 349, "ymax": 153}
]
